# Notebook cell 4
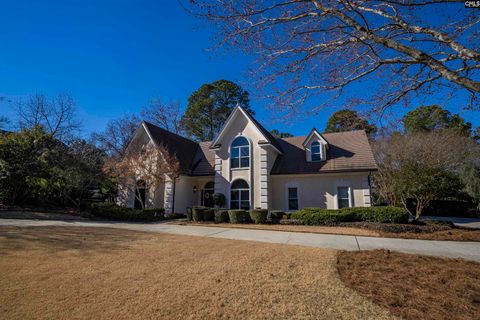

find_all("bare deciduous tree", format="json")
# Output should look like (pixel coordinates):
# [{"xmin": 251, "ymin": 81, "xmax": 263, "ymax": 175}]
[
  {"xmin": 104, "ymin": 140, "xmax": 180, "ymax": 209},
  {"xmin": 373, "ymin": 131, "xmax": 480, "ymax": 219},
  {"xmin": 141, "ymin": 99, "xmax": 184, "ymax": 135},
  {"xmin": 190, "ymin": 0, "xmax": 480, "ymax": 115},
  {"xmin": 16, "ymin": 93, "xmax": 81, "ymax": 141},
  {"xmin": 91, "ymin": 114, "xmax": 141, "ymax": 158}
]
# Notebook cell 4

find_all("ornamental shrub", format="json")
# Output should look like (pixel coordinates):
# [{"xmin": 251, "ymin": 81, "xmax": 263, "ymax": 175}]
[
  {"xmin": 269, "ymin": 210, "xmax": 285, "ymax": 220},
  {"xmin": 90, "ymin": 203, "xmax": 166, "ymax": 222},
  {"xmin": 249, "ymin": 209, "xmax": 268, "ymax": 224},
  {"xmin": 214, "ymin": 209, "xmax": 229, "ymax": 223},
  {"xmin": 228, "ymin": 210, "xmax": 249, "ymax": 223}
]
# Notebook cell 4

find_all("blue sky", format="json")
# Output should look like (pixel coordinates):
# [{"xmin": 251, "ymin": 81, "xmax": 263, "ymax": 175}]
[{"xmin": 0, "ymin": 0, "xmax": 478, "ymax": 137}]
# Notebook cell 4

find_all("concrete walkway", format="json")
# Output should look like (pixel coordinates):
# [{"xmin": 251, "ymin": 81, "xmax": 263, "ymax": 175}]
[{"xmin": 1, "ymin": 219, "xmax": 480, "ymax": 262}]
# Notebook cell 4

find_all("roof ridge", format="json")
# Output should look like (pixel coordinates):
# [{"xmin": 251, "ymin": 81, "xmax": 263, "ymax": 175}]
[{"xmin": 142, "ymin": 120, "xmax": 199, "ymax": 145}]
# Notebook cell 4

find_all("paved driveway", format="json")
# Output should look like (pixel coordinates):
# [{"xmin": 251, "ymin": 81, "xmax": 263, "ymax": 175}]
[
  {"xmin": 422, "ymin": 216, "xmax": 480, "ymax": 229},
  {"xmin": 1, "ymin": 219, "xmax": 479, "ymax": 262}
]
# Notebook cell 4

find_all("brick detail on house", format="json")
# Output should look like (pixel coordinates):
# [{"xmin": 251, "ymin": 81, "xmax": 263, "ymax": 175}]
[
  {"xmin": 259, "ymin": 147, "xmax": 269, "ymax": 209},
  {"xmin": 214, "ymin": 154, "xmax": 223, "ymax": 195}
]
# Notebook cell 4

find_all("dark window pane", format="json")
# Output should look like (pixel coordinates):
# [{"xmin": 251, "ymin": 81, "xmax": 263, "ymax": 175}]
[
  {"xmin": 240, "ymin": 190, "xmax": 249, "ymax": 201},
  {"xmin": 288, "ymin": 199, "xmax": 298, "ymax": 210},
  {"xmin": 288, "ymin": 187, "xmax": 297, "ymax": 199},
  {"xmin": 231, "ymin": 179, "xmax": 249, "ymax": 189},
  {"xmin": 337, "ymin": 187, "xmax": 349, "ymax": 199},
  {"xmin": 312, "ymin": 153, "xmax": 321, "ymax": 161},
  {"xmin": 231, "ymin": 158, "xmax": 239, "ymax": 168},
  {"xmin": 231, "ymin": 148, "xmax": 239, "ymax": 158},
  {"xmin": 311, "ymin": 145, "xmax": 320, "ymax": 154},
  {"xmin": 230, "ymin": 201, "xmax": 239, "ymax": 209},
  {"xmin": 240, "ymin": 157, "xmax": 249, "ymax": 168},
  {"xmin": 240, "ymin": 201, "xmax": 250, "ymax": 210},
  {"xmin": 232, "ymin": 137, "xmax": 248, "ymax": 147},
  {"xmin": 338, "ymin": 199, "xmax": 349, "ymax": 209},
  {"xmin": 231, "ymin": 190, "xmax": 239, "ymax": 201},
  {"xmin": 240, "ymin": 147, "xmax": 249, "ymax": 157}
]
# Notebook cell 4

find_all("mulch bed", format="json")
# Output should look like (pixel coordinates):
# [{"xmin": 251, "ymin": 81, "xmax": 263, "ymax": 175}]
[{"xmin": 337, "ymin": 250, "xmax": 480, "ymax": 320}]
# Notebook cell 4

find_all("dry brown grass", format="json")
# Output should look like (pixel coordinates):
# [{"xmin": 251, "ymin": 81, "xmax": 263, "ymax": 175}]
[
  {"xmin": 174, "ymin": 221, "xmax": 480, "ymax": 241},
  {"xmin": 337, "ymin": 250, "xmax": 480, "ymax": 320},
  {"xmin": 0, "ymin": 226, "xmax": 393, "ymax": 320}
]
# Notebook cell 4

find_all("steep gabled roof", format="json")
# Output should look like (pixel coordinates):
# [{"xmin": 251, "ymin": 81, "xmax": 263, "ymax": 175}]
[
  {"xmin": 142, "ymin": 121, "xmax": 199, "ymax": 174},
  {"xmin": 302, "ymin": 128, "xmax": 329, "ymax": 147},
  {"xmin": 210, "ymin": 106, "xmax": 283, "ymax": 153}
]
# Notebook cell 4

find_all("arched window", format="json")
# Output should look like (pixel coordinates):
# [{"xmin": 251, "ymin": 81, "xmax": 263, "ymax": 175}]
[
  {"xmin": 202, "ymin": 181, "xmax": 215, "ymax": 207},
  {"xmin": 311, "ymin": 141, "xmax": 322, "ymax": 161},
  {"xmin": 231, "ymin": 136, "xmax": 250, "ymax": 169},
  {"xmin": 230, "ymin": 179, "xmax": 250, "ymax": 209}
]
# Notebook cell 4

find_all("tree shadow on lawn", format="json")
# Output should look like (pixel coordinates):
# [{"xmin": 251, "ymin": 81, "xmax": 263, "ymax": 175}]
[{"xmin": 0, "ymin": 226, "xmax": 152, "ymax": 254}]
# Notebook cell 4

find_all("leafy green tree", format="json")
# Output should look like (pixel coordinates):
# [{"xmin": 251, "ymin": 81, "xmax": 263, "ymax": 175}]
[
  {"xmin": 325, "ymin": 110, "xmax": 377, "ymax": 136},
  {"xmin": 460, "ymin": 163, "xmax": 480, "ymax": 209},
  {"xmin": 270, "ymin": 129, "xmax": 293, "ymax": 138},
  {"xmin": 180, "ymin": 80, "xmax": 253, "ymax": 141},
  {"xmin": 402, "ymin": 105, "xmax": 472, "ymax": 136}
]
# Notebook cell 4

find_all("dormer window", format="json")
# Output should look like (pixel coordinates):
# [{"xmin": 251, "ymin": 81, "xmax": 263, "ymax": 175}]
[
  {"xmin": 311, "ymin": 141, "xmax": 322, "ymax": 161},
  {"xmin": 231, "ymin": 136, "xmax": 250, "ymax": 168}
]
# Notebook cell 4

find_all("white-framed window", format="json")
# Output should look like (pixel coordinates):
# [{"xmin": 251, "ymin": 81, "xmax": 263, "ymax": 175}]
[
  {"xmin": 231, "ymin": 136, "xmax": 249, "ymax": 169},
  {"xmin": 287, "ymin": 187, "xmax": 299, "ymax": 211},
  {"xmin": 311, "ymin": 141, "xmax": 322, "ymax": 161},
  {"xmin": 230, "ymin": 179, "xmax": 250, "ymax": 209},
  {"xmin": 337, "ymin": 186, "xmax": 351, "ymax": 208}
]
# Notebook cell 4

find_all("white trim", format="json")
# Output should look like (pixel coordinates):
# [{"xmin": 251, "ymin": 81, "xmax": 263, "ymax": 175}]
[
  {"xmin": 302, "ymin": 128, "xmax": 328, "ymax": 147},
  {"xmin": 211, "ymin": 105, "xmax": 282, "ymax": 154},
  {"xmin": 333, "ymin": 179, "xmax": 353, "ymax": 209},
  {"xmin": 284, "ymin": 182, "xmax": 300, "ymax": 211}
]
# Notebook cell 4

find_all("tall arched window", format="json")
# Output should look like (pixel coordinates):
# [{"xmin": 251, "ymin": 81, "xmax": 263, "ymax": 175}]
[
  {"xmin": 230, "ymin": 179, "xmax": 250, "ymax": 209},
  {"xmin": 231, "ymin": 136, "xmax": 250, "ymax": 169},
  {"xmin": 311, "ymin": 141, "xmax": 322, "ymax": 161}
]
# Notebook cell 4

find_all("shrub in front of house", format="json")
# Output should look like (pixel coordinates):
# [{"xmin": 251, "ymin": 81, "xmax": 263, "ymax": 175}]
[
  {"xmin": 186, "ymin": 207, "xmax": 193, "ymax": 221},
  {"xmin": 291, "ymin": 207, "xmax": 409, "ymax": 225},
  {"xmin": 90, "ymin": 203, "xmax": 167, "ymax": 222},
  {"xmin": 192, "ymin": 206, "xmax": 205, "ymax": 221},
  {"xmin": 214, "ymin": 209, "xmax": 229, "ymax": 223},
  {"xmin": 249, "ymin": 209, "xmax": 268, "ymax": 224},
  {"xmin": 269, "ymin": 210, "xmax": 285, "ymax": 220},
  {"xmin": 228, "ymin": 210, "xmax": 250, "ymax": 223},
  {"xmin": 202, "ymin": 208, "xmax": 215, "ymax": 221}
]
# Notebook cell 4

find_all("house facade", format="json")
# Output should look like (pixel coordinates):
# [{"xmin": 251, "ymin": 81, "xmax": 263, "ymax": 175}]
[{"xmin": 118, "ymin": 106, "xmax": 377, "ymax": 214}]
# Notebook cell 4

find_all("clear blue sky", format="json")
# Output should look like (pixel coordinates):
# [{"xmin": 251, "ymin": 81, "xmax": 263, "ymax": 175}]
[{"xmin": 0, "ymin": 0, "xmax": 478, "ymax": 137}]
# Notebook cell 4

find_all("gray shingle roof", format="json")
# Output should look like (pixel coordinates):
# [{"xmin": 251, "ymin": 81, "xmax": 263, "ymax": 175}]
[{"xmin": 143, "ymin": 122, "xmax": 376, "ymax": 177}]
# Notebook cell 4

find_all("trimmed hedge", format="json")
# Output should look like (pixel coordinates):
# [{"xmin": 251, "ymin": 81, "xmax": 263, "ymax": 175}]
[
  {"xmin": 214, "ymin": 209, "xmax": 229, "ymax": 223},
  {"xmin": 269, "ymin": 210, "xmax": 285, "ymax": 220},
  {"xmin": 250, "ymin": 209, "xmax": 268, "ymax": 224},
  {"xmin": 191, "ymin": 206, "xmax": 214, "ymax": 222},
  {"xmin": 186, "ymin": 207, "xmax": 193, "ymax": 221},
  {"xmin": 291, "ymin": 207, "xmax": 409, "ymax": 225},
  {"xmin": 90, "ymin": 203, "xmax": 169, "ymax": 222},
  {"xmin": 228, "ymin": 210, "xmax": 250, "ymax": 223}
]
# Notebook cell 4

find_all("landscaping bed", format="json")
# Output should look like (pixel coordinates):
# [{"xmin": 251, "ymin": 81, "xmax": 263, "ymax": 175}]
[
  {"xmin": 90, "ymin": 203, "xmax": 182, "ymax": 222},
  {"xmin": 337, "ymin": 249, "xmax": 480, "ymax": 320}
]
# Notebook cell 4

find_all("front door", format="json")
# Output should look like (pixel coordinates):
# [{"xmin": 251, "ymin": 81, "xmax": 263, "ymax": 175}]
[{"xmin": 202, "ymin": 181, "xmax": 215, "ymax": 207}]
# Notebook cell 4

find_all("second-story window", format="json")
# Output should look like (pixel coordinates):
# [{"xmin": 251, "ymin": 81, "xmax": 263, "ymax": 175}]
[
  {"xmin": 311, "ymin": 141, "xmax": 322, "ymax": 161},
  {"xmin": 231, "ymin": 136, "xmax": 249, "ymax": 169}
]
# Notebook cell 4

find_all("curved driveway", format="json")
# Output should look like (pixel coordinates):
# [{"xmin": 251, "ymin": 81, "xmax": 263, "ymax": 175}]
[{"xmin": 1, "ymin": 218, "xmax": 479, "ymax": 262}]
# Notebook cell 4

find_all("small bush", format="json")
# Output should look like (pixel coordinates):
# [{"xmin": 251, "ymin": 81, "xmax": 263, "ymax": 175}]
[
  {"xmin": 291, "ymin": 206, "xmax": 409, "ymax": 225},
  {"xmin": 269, "ymin": 210, "xmax": 285, "ymax": 220},
  {"xmin": 90, "ymin": 203, "xmax": 166, "ymax": 222},
  {"xmin": 192, "ymin": 206, "xmax": 205, "ymax": 222},
  {"xmin": 228, "ymin": 210, "xmax": 249, "ymax": 223},
  {"xmin": 250, "ymin": 209, "xmax": 268, "ymax": 224},
  {"xmin": 203, "ymin": 208, "xmax": 215, "ymax": 221},
  {"xmin": 186, "ymin": 207, "xmax": 193, "ymax": 221},
  {"xmin": 214, "ymin": 209, "xmax": 229, "ymax": 223},
  {"xmin": 213, "ymin": 193, "xmax": 226, "ymax": 207}
]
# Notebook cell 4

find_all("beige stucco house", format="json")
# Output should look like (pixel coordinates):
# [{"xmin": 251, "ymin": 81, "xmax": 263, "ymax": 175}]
[{"xmin": 118, "ymin": 106, "xmax": 377, "ymax": 214}]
